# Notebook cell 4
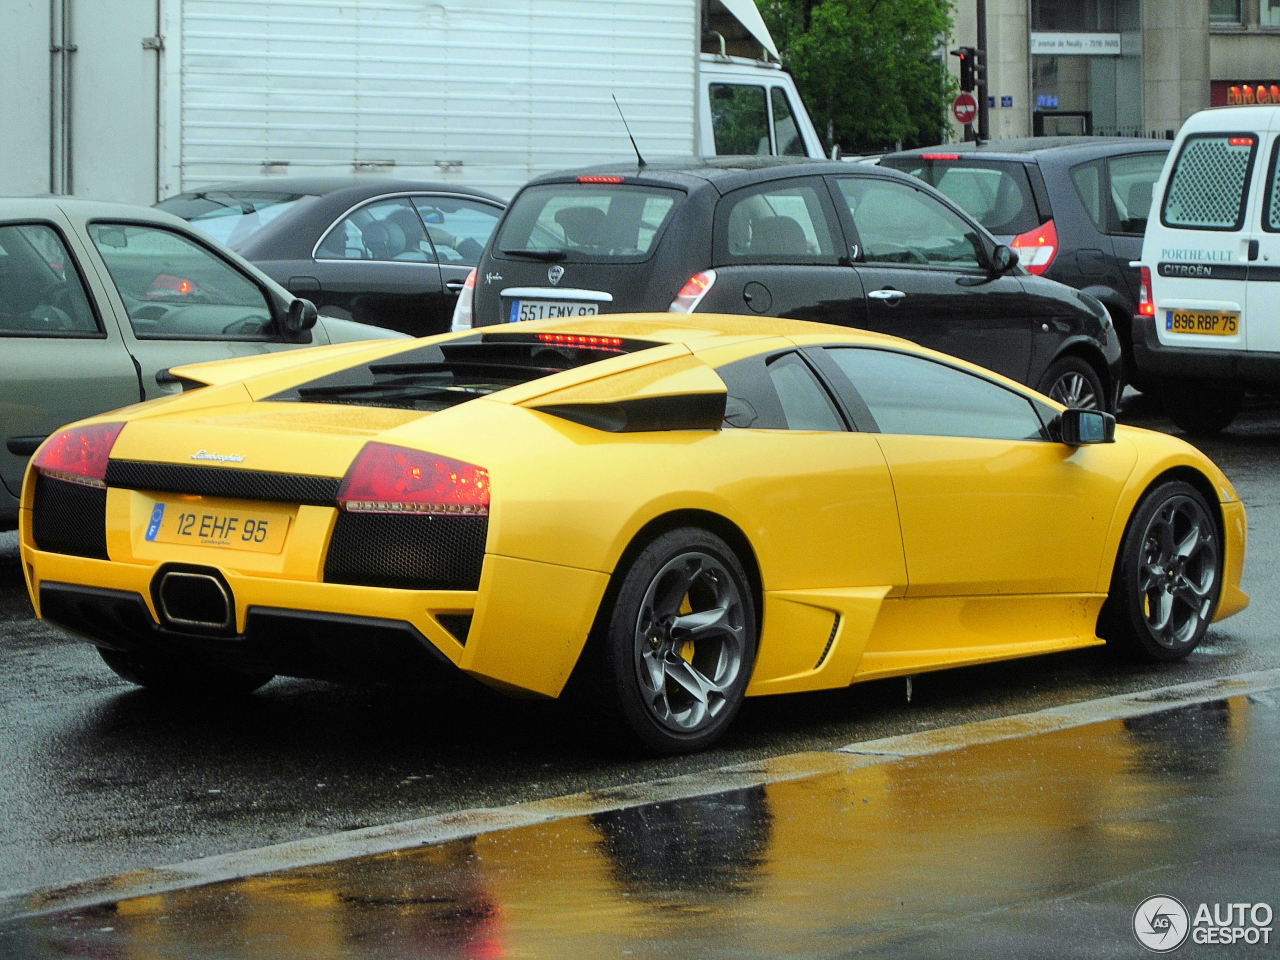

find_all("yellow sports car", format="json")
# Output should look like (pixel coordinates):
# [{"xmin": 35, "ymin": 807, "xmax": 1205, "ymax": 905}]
[{"xmin": 19, "ymin": 315, "xmax": 1248, "ymax": 753}]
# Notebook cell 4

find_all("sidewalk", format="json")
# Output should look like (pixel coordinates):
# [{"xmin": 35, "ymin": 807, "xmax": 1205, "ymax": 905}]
[{"xmin": 3, "ymin": 670, "xmax": 1278, "ymax": 959}]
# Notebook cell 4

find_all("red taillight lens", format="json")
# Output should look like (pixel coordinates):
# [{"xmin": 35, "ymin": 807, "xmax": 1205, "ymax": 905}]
[
  {"xmin": 450, "ymin": 268, "xmax": 477, "ymax": 331},
  {"xmin": 577, "ymin": 175, "xmax": 624, "ymax": 184},
  {"xmin": 668, "ymin": 269, "xmax": 717, "ymax": 313},
  {"xmin": 337, "ymin": 443, "xmax": 489, "ymax": 516},
  {"xmin": 535, "ymin": 333, "xmax": 624, "ymax": 350},
  {"xmin": 146, "ymin": 273, "xmax": 198, "ymax": 298},
  {"xmin": 919, "ymin": 153, "xmax": 960, "ymax": 160},
  {"xmin": 1010, "ymin": 219, "xmax": 1058, "ymax": 275},
  {"xmin": 32, "ymin": 422, "xmax": 125, "ymax": 488},
  {"xmin": 1136, "ymin": 266, "xmax": 1155, "ymax": 318}
]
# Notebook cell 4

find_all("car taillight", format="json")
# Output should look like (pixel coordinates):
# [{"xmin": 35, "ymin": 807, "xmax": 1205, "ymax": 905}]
[
  {"xmin": 450, "ymin": 269, "xmax": 477, "ymax": 331},
  {"xmin": 337, "ymin": 443, "xmax": 489, "ymax": 516},
  {"xmin": 1136, "ymin": 266, "xmax": 1155, "ymax": 318},
  {"xmin": 146, "ymin": 273, "xmax": 198, "ymax": 298},
  {"xmin": 1011, "ymin": 219, "xmax": 1058, "ymax": 275},
  {"xmin": 31, "ymin": 422, "xmax": 125, "ymax": 488},
  {"xmin": 668, "ymin": 269, "xmax": 717, "ymax": 313}
]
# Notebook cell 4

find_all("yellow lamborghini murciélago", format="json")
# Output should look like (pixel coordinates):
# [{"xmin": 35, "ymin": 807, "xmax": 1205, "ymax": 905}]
[{"xmin": 19, "ymin": 315, "xmax": 1247, "ymax": 753}]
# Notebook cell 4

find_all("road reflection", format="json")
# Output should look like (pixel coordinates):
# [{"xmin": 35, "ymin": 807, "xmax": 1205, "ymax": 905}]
[{"xmin": 15, "ymin": 694, "xmax": 1276, "ymax": 959}]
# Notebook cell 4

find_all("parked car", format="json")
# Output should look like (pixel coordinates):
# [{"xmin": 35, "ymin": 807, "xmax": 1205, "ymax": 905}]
[
  {"xmin": 158, "ymin": 177, "xmax": 506, "ymax": 336},
  {"xmin": 1135, "ymin": 105, "xmax": 1280, "ymax": 434},
  {"xmin": 20, "ymin": 314, "xmax": 1246, "ymax": 753},
  {"xmin": 0, "ymin": 196, "xmax": 404, "ymax": 531},
  {"xmin": 879, "ymin": 137, "xmax": 1170, "ymax": 391},
  {"xmin": 457, "ymin": 157, "xmax": 1122, "ymax": 411}
]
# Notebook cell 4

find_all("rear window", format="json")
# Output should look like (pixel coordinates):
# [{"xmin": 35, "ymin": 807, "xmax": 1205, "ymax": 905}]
[
  {"xmin": 269, "ymin": 332, "xmax": 660, "ymax": 412},
  {"xmin": 880, "ymin": 158, "xmax": 1040, "ymax": 236},
  {"xmin": 493, "ymin": 183, "xmax": 681, "ymax": 262},
  {"xmin": 157, "ymin": 190, "xmax": 310, "ymax": 248},
  {"xmin": 1162, "ymin": 134, "xmax": 1257, "ymax": 231}
]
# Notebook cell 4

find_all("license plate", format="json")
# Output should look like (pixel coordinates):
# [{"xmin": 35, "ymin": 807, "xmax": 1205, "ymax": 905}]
[
  {"xmin": 508, "ymin": 300, "xmax": 600, "ymax": 322},
  {"xmin": 144, "ymin": 500, "xmax": 292, "ymax": 554},
  {"xmin": 1165, "ymin": 309, "xmax": 1239, "ymax": 336}
]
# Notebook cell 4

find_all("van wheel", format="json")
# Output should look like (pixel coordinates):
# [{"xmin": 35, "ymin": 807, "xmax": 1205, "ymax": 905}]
[
  {"xmin": 1160, "ymin": 382, "xmax": 1242, "ymax": 435},
  {"xmin": 1038, "ymin": 356, "xmax": 1104, "ymax": 410},
  {"xmin": 595, "ymin": 527, "xmax": 757, "ymax": 754}
]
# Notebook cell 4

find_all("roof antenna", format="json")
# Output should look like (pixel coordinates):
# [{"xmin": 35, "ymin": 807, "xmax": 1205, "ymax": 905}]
[{"xmin": 612, "ymin": 94, "xmax": 647, "ymax": 171}]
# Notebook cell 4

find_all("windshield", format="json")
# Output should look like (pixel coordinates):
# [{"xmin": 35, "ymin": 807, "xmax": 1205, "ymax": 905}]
[
  {"xmin": 494, "ymin": 183, "xmax": 681, "ymax": 262},
  {"xmin": 157, "ymin": 191, "xmax": 311, "ymax": 248}
]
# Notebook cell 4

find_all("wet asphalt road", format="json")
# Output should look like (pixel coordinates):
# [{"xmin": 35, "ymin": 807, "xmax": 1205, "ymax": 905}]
[{"xmin": 1, "ymin": 392, "xmax": 1279, "ymax": 909}]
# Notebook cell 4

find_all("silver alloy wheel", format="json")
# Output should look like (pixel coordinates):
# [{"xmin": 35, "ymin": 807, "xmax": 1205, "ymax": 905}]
[
  {"xmin": 1136, "ymin": 494, "xmax": 1219, "ymax": 649},
  {"xmin": 1049, "ymin": 370, "xmax": 1098, "ymax": 409},
  {"xmin": 631, "ymin": 549, "xmax": 747, "ymax": 734}
]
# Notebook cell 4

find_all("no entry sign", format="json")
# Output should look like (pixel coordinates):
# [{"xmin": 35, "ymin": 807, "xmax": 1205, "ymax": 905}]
[{"xmin": 952, "ymin": 92, "xmax": 977, "ymax": 125}]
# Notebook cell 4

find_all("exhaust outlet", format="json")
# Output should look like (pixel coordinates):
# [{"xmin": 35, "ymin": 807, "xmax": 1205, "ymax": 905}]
[{"xmin": 155, "ymin": 568, "xmax": 234, "ymax": 632}]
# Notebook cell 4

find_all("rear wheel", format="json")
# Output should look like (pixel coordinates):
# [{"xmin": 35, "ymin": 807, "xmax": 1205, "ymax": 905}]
[
  {"xmin": 97, "ymin": 648, "xmax": 273, "ymax": 696},
  {"xmin": 1100, "ymin": 481, "xmax": 1221, "ymax": 662},
  {"xmin": 1160, "ymin": 381, "xmax": 1242, "ymax": 435},
  {"xmin": 595, "ymin": 527, "xmax": 756, "ymax": 754},
  {"xmin": 1038, "ymin": 356, "xmax": 1105, "ymax": 410}
]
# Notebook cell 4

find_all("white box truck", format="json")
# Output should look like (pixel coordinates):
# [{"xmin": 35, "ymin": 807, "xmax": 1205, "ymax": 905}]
[{"xmin": 4, "ymin": 0, "xmax": 825, "ymax": 204}]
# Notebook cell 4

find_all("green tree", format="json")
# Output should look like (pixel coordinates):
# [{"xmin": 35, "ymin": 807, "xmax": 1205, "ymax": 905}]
[{"xmin": 758, "ymin": 0, "xmax": 955, "ymax": 153}]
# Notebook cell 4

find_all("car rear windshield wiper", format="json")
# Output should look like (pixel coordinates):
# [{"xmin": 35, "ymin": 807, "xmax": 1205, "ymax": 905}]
[{"xmin": 501, "ymin": 248, "xmax": 567, "ymax": 261}]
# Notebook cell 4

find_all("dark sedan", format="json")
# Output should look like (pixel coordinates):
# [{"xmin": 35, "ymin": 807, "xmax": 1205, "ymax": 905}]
[
  {"xmin": 460, "ymin": 157, "xmax": 1122, "ymax": 411},
  {"xmin": 158, "ymin": 177, "xmax": 505, "ymax": 336}
]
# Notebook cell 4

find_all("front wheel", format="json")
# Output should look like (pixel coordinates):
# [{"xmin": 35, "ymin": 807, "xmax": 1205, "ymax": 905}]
[
  {"xmin": 97, "ymin": 648, "xmax": 273, "ymax": 697},
  {"xmin": 1038, "ymin": 356, "xmax": 1105, "ymax": 410},
  {"xmin": 595, "ymin": 528, "xmax": 757, "ymax": 754},
  {"xmin": 1099, "ymin": 481, "xmax": 1221, "ymax": 662}
]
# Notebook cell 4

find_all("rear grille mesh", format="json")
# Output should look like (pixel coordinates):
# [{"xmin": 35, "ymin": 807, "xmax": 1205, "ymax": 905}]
[
  {"xmin": 32, "ymin": 477, "xmax": 108, "ymax": 559},
  {"xmin": 324, "ymin": 513, "xmax": 487, "ymax": 590},
  {"xmin": 105, "ymin": 460, "xmax": 340, "ymax": 504}
]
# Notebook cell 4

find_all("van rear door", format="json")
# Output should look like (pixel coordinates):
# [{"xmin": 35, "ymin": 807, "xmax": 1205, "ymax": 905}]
[{"xmin": 1246, "ymin": 112, "xmax": 1280, "ymax": 352}]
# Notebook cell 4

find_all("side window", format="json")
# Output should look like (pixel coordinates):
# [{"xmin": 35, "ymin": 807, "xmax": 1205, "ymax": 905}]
[
  {"xmin": 317, "ymin": 198, "xmax": 432, "ymax": 262},
  {"xmin": 1106, "ymin": 152, "xmax": 1166, "ymax": 234},
  {"xmin": 709, "ymin": 83, "xmax": 770, "ymax": 155},
  {"xmin": 1162, "ymin": 134, "xmax": 1257, "ymax": 231},
  {"xmin": 410, "ymin": 197, "xmax": 502, "ymax": 265},
  {"xmin": 716, "ymin": 352, "xmax": 844, "ymax": 431},
  {"xmin": 0, "ymin": 224, "xmax": 99, "ymax": 336},
  {"xmin": 720, "ymin": 181, "xmax": 837, "ymax": 260},
  {"xmin": 1069, "ymin": 160, "xmax": 1104, "ymax": 231},
  {"xmin": 87, "ymin": 222, "xmax": 276, "ymax": 340},
  {"xmin": 835, "ymin": 178, "xmax": 983, "ymax": 268},
  {"xmin": 824, "ymin": 347, "xmax": 1047, "ymax": 441},
  {"xmin": 770, "ymin": 88, "xmax": 805, "ymax": 156}
]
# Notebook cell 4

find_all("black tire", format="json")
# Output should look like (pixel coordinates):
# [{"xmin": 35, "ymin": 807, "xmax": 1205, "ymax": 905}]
[
  {"xmin": 594, "ymin": 527, "xmax": 757, "ymax": 754},
  {"xmin": 1099, "ymin": 480, "xmax": 1221, "ymax": 662},
  {"xmin": 97, "ymin": 648, "xmax": 273, "ymax": 696},
  {"xmin": 1038, "ymin": 356, "xmax": 1105, "ymax": 411},
  {"xmin": 1160, "ymin": 381, "xmax": 1243, "ymax": 436}
]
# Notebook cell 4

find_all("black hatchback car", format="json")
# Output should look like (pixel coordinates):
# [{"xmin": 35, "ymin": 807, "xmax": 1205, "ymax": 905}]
[
  {"xmin": 459, "ymin": 157, "xmax": 1121, "ymax": 410},
  {"xmin": 879, "ymin": 138, "xmax": 1170, "ymax": 390},
  {"xmin": 158, "ymin": 177, "xmax": 506, "ymax": 337}
]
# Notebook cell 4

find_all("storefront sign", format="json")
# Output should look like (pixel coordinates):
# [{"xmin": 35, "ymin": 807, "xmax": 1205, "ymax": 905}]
[{"xmin": 1030, "ymin": 32, "xmax": 1121, "ymax": 56}]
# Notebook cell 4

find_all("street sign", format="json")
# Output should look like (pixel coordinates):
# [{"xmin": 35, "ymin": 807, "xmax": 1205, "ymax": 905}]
[{"xmin": 952, "ymin": 92, "xmax": 977, "ymax": 125}]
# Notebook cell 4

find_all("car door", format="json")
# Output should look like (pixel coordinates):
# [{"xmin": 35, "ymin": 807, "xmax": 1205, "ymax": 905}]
[
  {"xmin": 826, "ymin": 174, "xmax": 1036, "ymax": 384},
  {"xmin": 1248, "ymin": 125, "xmax": 1280, "ymax": 352},
  {"xmin": 0, "ymin": 216, "xmax": 141, "ymax": 510},
  {"xmin": 312, "ymin": 195, "xmax": 503, "ymax": 336},
  {"xmin": 816, "ymin": 345, "xmax": 1134, "ymax": 599},
  {"xmin": 702, "ymin": 176, "xmax": 866, "ymax": 324}
]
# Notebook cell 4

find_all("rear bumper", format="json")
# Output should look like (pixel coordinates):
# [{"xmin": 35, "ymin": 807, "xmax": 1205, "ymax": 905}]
[{"xmin": 1134, "ymin": 317, "xmax": 1280, "ymax": 388}]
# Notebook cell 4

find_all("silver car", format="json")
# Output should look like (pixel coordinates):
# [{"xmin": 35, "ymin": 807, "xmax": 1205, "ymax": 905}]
[{"xmin": 0, "ymin": 197, "xmax": 403, "ymax": 530}]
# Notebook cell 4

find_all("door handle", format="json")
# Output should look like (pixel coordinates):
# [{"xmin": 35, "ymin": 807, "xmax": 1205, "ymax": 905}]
[
  {"xmin": 868, "ymin": 288, "xmax": 906, "ymax": 302},
  {"xmin": 445, "ymin": 279, "xmax": 466, "ymax": 293}
]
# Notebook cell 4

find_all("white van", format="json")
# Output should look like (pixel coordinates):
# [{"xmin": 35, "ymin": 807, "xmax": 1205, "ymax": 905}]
[{"xmin": 1135, "ymin": 105, "xmax": 1280, "ymax": 433}]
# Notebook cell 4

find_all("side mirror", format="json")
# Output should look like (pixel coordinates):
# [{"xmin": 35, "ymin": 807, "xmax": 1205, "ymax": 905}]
[
  {"xmin": 284, "ymin": 297, "xmax": 319, "ymax": 337},
  {"xmin": 1057, "ymin": 408, "xmax": 1115, "ymax": 445},
  {"xmin": 990, "ymin": 244, "xmax": 1018, "ymax": 275}
]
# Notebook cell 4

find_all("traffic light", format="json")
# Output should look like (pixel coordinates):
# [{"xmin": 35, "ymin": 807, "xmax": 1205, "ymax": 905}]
[{"xmin": 952, "ymin": 46, "xmax": 976, "ymax": 92}]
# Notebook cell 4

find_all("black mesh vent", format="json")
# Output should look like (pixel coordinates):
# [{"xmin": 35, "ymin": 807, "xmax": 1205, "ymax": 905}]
[
  {"xmin": 437, "ymin": 614, "xmax": 473, "ymax": 646},
  {"xmin": 32, "ymin": 476, "xmax": 108, "ymax": 559},
  {"xmin": 324, "ymin": 513, "xmax": 487, "ymax": 590},
  {"xmin": 105, "ymin": 460, "xmax": 340, "ymax": 505}
]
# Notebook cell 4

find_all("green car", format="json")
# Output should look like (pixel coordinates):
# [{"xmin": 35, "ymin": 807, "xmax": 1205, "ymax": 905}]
[{"xmin": 0, "ymin": 197, "xmax": 404, "ymax": 530}]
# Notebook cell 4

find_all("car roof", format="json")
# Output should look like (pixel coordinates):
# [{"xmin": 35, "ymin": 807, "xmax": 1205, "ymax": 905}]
[
  {"xmin": 165, "ymin": 176, "xmax": 505, "ymax": 205},
  {"xmin": 524, "ymin": 155, "xmax": 923, "ymax": 194},
  {"xmin": 883, "ymin": 137, "xmax": 1171, "ymax": 163}
]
